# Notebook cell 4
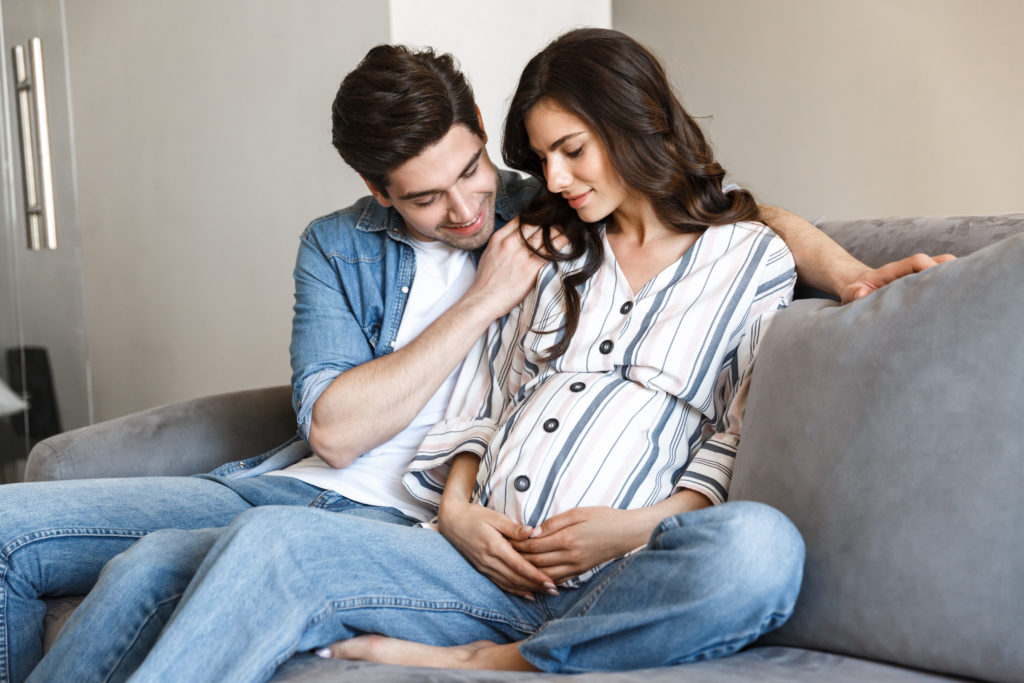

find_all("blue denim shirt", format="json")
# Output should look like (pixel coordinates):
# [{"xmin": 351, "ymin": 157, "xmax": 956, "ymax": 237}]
[{"xmin": 210, "ymin": 170, "xmax": 538, "ymax": 479}]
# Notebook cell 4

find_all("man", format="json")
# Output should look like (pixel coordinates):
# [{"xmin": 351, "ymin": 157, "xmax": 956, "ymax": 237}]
[{"xmin": 10, "ymin": 44, "xmax": 941, "ymax": 683}]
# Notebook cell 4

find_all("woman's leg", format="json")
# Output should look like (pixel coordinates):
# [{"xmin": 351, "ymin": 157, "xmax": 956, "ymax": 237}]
[
  {"xmin": 327, "ymin": 501, "xmax": 804, "ymax": 673},
  {"xmin": 0, "ymin": 477, "xmax": 253, "ymax": 683},
  {"xmin": 127, "ymin": 506, "xmax": 548, "ymax": 683},
  {"xmin": 519, "ymin": 500, "xmax": 805, "ymax": 672}
]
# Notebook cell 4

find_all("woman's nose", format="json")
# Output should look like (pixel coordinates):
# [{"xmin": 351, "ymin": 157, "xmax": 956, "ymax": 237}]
[{"xmin": 545, "ymin": 158, "xmax": 571, "ymax": 194}]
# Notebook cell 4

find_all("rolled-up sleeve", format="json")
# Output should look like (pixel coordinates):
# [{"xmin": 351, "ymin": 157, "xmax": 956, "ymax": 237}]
[{"xmin": 289, "ymin": 226, "xmax": 375, "ymax": 441}]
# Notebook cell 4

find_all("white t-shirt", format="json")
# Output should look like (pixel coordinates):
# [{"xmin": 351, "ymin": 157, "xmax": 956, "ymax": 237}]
[{"xmin": 267, "ymin": 235, "xmax": 476, "ymax": 520}]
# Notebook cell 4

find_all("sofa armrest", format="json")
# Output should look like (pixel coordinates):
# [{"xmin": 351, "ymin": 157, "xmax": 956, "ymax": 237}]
[{"xmin": 25, "ymin": 385, "xmax": 297, "ymax": 482}]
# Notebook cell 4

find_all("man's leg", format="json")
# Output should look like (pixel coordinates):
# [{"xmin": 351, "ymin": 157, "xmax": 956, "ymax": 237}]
[
  {"xmin": 0, "ymin": 476, "xmax": 257, "ymax": 683},
  {"xmin": 518, "ymin": 501, "xmax": 805, "ymax": 672},
  {"xmin": 127, "ymin": 506, "xmax": 548, "ymax": 683},
  {"xmin": 18, "ymin": 476, "xmax": 417, "ymax": 683},
  {"xmin": 25, "ymin": 527, "xmax": 225, "ymax": 683}
]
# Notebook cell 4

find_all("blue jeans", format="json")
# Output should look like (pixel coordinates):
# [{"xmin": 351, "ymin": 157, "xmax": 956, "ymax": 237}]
[
  {"xmin": 44, "ymin": 500, "xmax": 802, "ymax": 682},
  {"xmin": 0, "ymin": 475, "xmax": 416, "ymax": 683}
]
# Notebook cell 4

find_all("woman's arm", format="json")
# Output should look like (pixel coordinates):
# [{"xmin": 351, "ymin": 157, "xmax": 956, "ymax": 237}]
[{"xmin": 437, "ymin": 453, "xmax": 556, "ymax": 598}]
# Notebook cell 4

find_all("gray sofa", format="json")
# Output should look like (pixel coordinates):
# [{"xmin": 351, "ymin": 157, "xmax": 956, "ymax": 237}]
[{"xmin": 27, "ymin": 213, "xmax": 1024, "ymax": 682}]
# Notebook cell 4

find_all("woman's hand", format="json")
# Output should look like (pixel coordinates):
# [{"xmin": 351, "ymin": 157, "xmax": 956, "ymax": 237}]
[
  {"xmin": 438, "ymin": 497, "xmax": 556, "ymax": 599},
  {"xmin": 509, "ymin": 507, "xmax": 647, "ymax": 584},
  {"xmin": 512, "ymin": 492, "xmax": 713, "ymax": 584}
]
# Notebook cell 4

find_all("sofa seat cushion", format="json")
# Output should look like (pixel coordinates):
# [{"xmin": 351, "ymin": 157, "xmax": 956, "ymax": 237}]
[
  {"xmin": 268, "ymin": 646, "xmax": 966, "ymax": 682},
  {"xmin": 729, "ymin": 233, "xmax": 1024, "ymax": 682}
]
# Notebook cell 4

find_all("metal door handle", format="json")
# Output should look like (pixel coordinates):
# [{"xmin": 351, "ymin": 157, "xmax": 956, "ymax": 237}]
[{"xmin": 11, "ymin": 38, "xmax": 57, "ymax": 250}]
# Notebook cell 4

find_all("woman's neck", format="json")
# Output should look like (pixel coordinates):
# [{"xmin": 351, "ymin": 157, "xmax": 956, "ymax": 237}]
[{"xmin": 606, "ymin": 195, "xmax": 670, "ymax": 246}]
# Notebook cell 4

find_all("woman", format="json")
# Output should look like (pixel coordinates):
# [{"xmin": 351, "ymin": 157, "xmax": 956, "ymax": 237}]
[{"xmin": 40, "ymin": 29, "xmax": 804, "ymax": 680}]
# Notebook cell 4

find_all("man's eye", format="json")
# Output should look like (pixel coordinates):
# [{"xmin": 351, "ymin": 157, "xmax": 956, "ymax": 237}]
[
  {"xmin": 414, "ymin": 197, "xmax": 438, "ymax": 207},
  {"xmin": 463, "ymin": 163, "xmax": 479, "ymax": 178}
]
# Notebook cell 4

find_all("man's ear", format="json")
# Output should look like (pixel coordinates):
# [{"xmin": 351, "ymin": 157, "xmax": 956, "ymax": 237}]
[
  {"xmin": 475, "ymin": 105, "xmax": 487, "ymax": 144},
  {"xmin": 361, "ymin": 176, "xmax": 392, "ymax": 207}
]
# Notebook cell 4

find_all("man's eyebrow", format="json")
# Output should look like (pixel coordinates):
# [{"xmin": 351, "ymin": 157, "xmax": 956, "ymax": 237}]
[
  {"xmin": 397, "ymin": 150, "xmax": 483, "ymax": 201},
  {"xmin": 532, "ymin": 131, "xmax": 584, "ymax": 155}
]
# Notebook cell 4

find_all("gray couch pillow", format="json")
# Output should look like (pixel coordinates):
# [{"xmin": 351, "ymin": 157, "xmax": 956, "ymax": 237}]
[{"xmin": 729, "ymin": 232, "xmax": 1024, "ymax": 683}]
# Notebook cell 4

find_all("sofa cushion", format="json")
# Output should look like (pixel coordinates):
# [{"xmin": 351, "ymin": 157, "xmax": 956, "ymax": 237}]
[
  {"xmin": 269, "ymin": 647, "xmax": 958, "ymax": 682},
  {"xmin": 728, "ymin": 232, "xmax": 1024, "ymax": 683}
]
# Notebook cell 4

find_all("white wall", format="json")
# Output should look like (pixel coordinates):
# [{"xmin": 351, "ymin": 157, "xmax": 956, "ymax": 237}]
[
  {"xmin": 390, "ymin": 0, "xmax": 611, "ymax": 169},
  {"xmin": 614, "ymin": 0, "xmax": 1024, "ymax": 220},
  {"xmin": 65, "ymin": 0, "xmax": 388, "ymax": 420}
]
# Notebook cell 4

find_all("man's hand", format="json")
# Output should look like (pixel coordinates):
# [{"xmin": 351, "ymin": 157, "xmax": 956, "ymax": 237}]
[
  {"xmin": 841, "ymin": 253, "xmax": 956, "ymax": 304},
  {"xmin": 437, "ymin": 498, "xmax": 556, "ymax": 599},
  {"xmin": 510, "ymin": 507, "xmax": 645, "ymax": 585},
  {"xmin": 466, "ymin": 219, "xmax": 567, "ymax": 320}
]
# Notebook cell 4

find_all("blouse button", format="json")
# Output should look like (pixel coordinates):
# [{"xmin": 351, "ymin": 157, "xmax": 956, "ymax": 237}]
[
  {"xmin": 569, "ymin": 382, "xmax": 585, "ymax": 392},
  {"xmin": 514, "ymin": 475, "xmax": 531, "ymax": 492},
  {"xmin": 543, "ymin": 418, "xmax": 559, "ymax": 432},
  {"xmin": 620, "ymin": 301, "xmax": 633, "ymax": 314},
  {"xmin": 599, "ymin": 340, "xmax": 614, "ymax": 354}
]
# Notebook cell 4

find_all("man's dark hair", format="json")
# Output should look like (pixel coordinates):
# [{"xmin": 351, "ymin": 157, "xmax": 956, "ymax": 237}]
[{"xmin": 331, "ymin": 45, "xmax": 483, "ymax": 196}]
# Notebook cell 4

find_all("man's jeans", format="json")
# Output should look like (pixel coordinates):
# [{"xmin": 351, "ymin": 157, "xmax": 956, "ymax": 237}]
[
  {"xmin": 0, "ymin": 475, "xmax": 416, "ymax": 683},
  {"xmin": 38, "ymin": 500, "xmax": 803, "ymax": 682}
]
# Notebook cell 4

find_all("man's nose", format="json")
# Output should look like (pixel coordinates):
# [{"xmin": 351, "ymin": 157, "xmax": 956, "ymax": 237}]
[{"xmin": 446, "ymin": 187, "xmax": 475, "ymax": 224}]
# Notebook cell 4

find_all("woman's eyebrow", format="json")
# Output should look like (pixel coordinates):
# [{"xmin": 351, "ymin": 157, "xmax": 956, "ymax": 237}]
[{"xmin": 532, "ymin": 131, "xmax": 585, "ymax": 155}]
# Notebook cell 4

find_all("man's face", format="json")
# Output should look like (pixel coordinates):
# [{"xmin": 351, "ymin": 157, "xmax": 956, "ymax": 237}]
[{"xmin": 370, "ymin": 124, "xmax": 499, "ymax": 250}]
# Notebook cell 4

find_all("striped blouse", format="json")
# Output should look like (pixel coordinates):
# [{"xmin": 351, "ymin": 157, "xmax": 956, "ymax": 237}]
[{"xmin": 404, "ymin": 221, "xmax": 796, "ymax": 581}]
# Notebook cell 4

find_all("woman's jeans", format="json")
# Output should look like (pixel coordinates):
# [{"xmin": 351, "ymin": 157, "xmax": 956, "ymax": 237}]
[
  {"xmin": 35, "ymin": 500, "xmax": 803, "ymax": 682},
  {"xmin": 0, "ymin": 474, "xmax": 417, "ymax": 683}
]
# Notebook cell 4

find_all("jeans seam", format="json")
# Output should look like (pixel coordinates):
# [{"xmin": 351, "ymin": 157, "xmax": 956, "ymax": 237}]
[
  {"xmin": 1, "ymin": 562, "xmax": 9, "ymax": 683},
  {"xmin": 2, "ymin": 528, "xmax": 150, "ymax": 557},
  {"xmin": 308, "ymin": 597, "xmax": 538, "ymax": 635}
]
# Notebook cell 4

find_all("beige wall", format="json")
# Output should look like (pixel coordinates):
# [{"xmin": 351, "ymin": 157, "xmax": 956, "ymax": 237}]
[
  {"xmin": 66, "ymin": 1, "xmax": 388, "ymax": 420},
  {"xmin": 614, "ymin": 0, "xmax": 1024, "ymax": 220}
]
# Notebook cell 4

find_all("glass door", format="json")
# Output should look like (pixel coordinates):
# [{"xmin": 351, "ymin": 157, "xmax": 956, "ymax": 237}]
[{"xmin": 0, "ymin": 0, "xmax": 90, "ymax": 480}]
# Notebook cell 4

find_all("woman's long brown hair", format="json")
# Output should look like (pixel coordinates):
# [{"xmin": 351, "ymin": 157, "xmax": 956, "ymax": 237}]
[{"xmin": 503, "ymin": 28, "xmax": 760, "ymax": 361}]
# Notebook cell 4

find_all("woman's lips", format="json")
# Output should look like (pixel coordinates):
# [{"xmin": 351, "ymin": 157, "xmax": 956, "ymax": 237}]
[{"xmin": 566, "ymin": 190, "xmax": 592, "ymax": 210}]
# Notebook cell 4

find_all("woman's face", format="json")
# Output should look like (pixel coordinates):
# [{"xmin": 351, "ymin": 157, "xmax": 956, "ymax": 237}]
[{"xmin": 523, "ymin": 99, "xmax": 629, "ymax": 223}]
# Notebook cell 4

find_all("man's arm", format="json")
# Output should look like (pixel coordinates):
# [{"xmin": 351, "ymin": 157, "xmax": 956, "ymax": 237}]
[
  {"xmin": 309, "ymin": 220, "xmax": 551, "ymax": 468},
  {"xmin": 759, "ymin": 206, "xmax": 954, "ymax": 304}
]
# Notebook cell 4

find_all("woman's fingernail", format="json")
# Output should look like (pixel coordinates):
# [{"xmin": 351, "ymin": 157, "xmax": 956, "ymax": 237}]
[
  {"xmin": 315, "ymin": 647, "xmax": 332, "ymax": 659},
  {"xmin": 543, "ymin": 582, "xmax": 556, "ymax": 589},
  {"xmin": 547, "ymin": 587, "xmax": 560, "ymax": 596}
]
